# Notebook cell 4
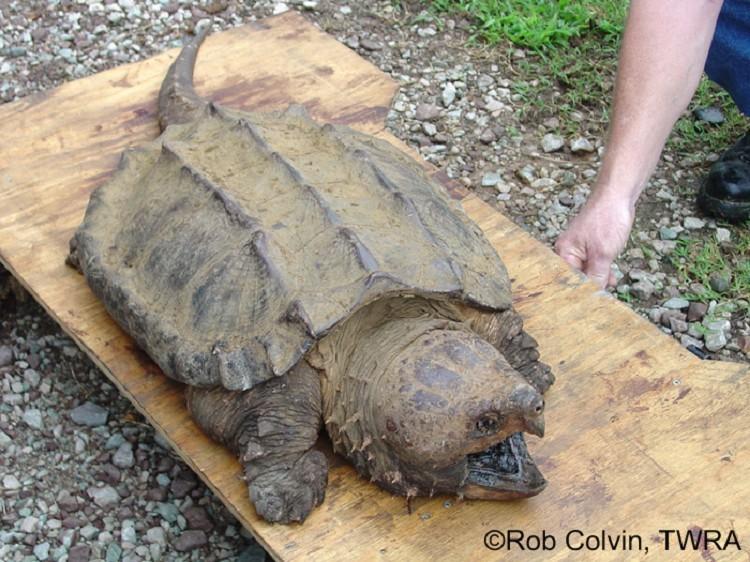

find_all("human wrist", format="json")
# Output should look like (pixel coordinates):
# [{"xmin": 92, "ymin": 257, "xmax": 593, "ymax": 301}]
[
  {"xmin": 589, "ymin": 154, "xmax": 651, "ymax": 210},
  {"xmin": 587, "ymin": 177, "xmax": 639, "ymax": 213}
]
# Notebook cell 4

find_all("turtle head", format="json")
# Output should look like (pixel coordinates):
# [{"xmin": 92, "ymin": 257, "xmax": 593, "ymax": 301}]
[{"xmin": 351, "ymin": 328, "xmax": 547, "ymax": 499}]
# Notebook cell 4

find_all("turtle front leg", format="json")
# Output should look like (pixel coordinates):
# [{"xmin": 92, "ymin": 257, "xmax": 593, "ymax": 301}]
[
  {"xmin": 462, "ymin": 307, "xmax": 555, "ymax": 394},
  {"xmin": 186, "ymin": 361, "xmax": 327, "ymax": 523}
]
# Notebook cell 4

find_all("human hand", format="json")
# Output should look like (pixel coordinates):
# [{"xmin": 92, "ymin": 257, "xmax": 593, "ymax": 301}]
[{"xmin": 554, "ymin": 192, "xmax": 635, "ymax": 288}]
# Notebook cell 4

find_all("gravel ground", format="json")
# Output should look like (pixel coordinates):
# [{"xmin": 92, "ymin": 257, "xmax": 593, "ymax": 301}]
[{"xmin": 1, "ymin": 0, "xmax": 748, "ymax": 560}]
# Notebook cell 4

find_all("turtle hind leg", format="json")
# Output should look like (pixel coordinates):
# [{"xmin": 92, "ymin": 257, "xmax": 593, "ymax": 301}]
[{"xmin": 186, "ymin": 361, "xmax": 327, "ymax": 523}]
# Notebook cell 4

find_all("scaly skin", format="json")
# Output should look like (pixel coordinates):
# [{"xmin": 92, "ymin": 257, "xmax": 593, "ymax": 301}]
[
  {"xmin": 310, "ymin": 297, "xmax": 547, "ymax": 499},
  {"xmin": 186, "ymin": 363, "xmax": 327, "ymax": 524}
]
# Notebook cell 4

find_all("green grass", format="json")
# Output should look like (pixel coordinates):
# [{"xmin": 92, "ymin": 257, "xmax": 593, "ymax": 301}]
[
  {"xmin": 429, "ymin": 0, "xmax": 748, "ymax": 145},
  {"xmin": 431, "ymin": 0, "xmax": 623, "ymax": 50},
  {"xmin": 670, "ymin": 224, "xmax": 750, "ymax": 305},
  {"xmin": 430, "ymin": 0, "xmax": 627, "ymax": 120},
  {"xmin": 669, "ymin": 79, "xmax": 749, "ymax": 160}
]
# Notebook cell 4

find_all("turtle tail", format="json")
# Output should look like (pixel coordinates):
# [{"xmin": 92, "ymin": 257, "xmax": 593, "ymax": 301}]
[{"xmin": 158, "ymin": 24, "xmax": 211, "ymax": 132}]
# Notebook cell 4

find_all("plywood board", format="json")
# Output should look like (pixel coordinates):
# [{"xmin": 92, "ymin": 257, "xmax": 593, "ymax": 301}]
[{"xmin": 0, "ymin": 12, "xmax": 747, "ymax": 561}]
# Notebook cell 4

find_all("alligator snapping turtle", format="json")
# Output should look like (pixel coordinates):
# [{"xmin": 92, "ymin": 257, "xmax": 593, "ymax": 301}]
[{"xmin": 68, "ymin": 27, "xmax": 554, "ymax": 523}]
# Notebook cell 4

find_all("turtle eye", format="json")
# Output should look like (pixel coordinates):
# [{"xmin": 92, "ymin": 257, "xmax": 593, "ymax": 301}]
[{"xmin": 475, "ymin": 413, "xmax": 503, "ymax": 434}]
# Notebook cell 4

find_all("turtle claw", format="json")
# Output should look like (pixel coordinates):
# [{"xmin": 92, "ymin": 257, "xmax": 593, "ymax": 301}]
[{"xmin": 248, "ymin": 449, "xmax": 328, "ymax": 524}]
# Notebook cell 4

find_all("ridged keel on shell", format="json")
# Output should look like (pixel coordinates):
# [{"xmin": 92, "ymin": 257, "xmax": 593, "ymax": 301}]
[{"xmin": 73, "ymin": 104, "xmax": 512, "ymax": 390}]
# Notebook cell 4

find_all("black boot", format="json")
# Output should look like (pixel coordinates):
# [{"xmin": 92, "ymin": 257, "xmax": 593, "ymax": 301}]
[{"xmin": 697, "ymin": 132, "xmax": 750, "ymax": 222}]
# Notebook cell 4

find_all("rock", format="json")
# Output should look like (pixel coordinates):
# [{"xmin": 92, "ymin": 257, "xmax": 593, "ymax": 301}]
[
  {"xmin": 184, "ymin": 506, "xmax": 214, "ymax": 532},
  {"xmin": 515, "ymin": 164, "xmax": 536, "ymax": 185},
  {"xmin": 414, "ymin": 103, "xmax": 440, "ymax": 121},
  {"xmin": 441, "ymin": 83, "xmax": 456, "ymax": 107},
  {"xmin": 359, "ymin": 38, "xmax": 382, "ymax": 51},
  {"xmin": 19, "ymin": 516, "xmax": 39, "ymax": 533},
  {"xmin": 648, "ymin": 307, "xmax": 664, "ymax": 324},
  {"xmin": 686, "ymin": 302, "xmax": 708, "ymax": 322},
  {"xmin": 651, "ymin": 240, "xmax": 677, "ymax": 255},
  {"xmin": 238, "ymin": 543, "xmax": 268, "ymax": 562},
  {"xmin": 531, "ymin": 178, "xmax": 556, "ymax": 189},
  {"xmin": 147, "ymin": 487, "xmax": 168, "ymax": 502},
  {"xmin": 631, "ymin": 279, "xmax": 655, "ymax": 300},
  {"xmin": 683, "ymin": 216, "xmax": 705, "ymax": 230},
  {"xmin": 693, "ymin": 106, "xmax": 725, "ymax": 124},
  {"xmin": 476, "ymin": 74, "xmax": 494, "ymax": 91},
  {"xmin": 558, "ymin": 193, "xmax": 574, "ymax": 206},
  {"xmin": 569, "ymin": 137, "xmax": 594, "ymax": 153},
  {"xmin": 3, "ymin": 393, "xmax": 23, "ymax": 405},
  {"xmin": 33, "ymin": 542, "xmax": 50, "ymax": 561},
  {"xmin": 481, "ymin": 172, "xmax": 500, "ymax": 187},
  {"xmin": 627, "ymin": 269, "xmax": 650, "ymax": 282},
  {"xmin": 495, "ymin": 181, "xmax": 511, "ymax": 194},
  {"xmin": 88, "ymin": 485, "xmax": 120, "ymax": 508},
  {"xmin": 659, "ymin": 226, "xmax": 678, "ymax": 240},
  {"xmin": 173, "ymin": 530, "xmax": 208, "ymax": 552},
  {"xmin": 737, "ymin": 335, "xmax": 750, "ymax": 355},
  {"xmin": 170, "ymin": 477, "xmax": 198, "ymax": 499},
  {"xmin": 660, "ymin": 310, "xmax": 686, "ymax": 328},
  {"xmin": 112, "ymin": 442, "xmax": 134, "ymax": 469},
  {"xmin": 422, "ymin": 122, "xmax": 437, "ymax": 136},
  {"xmin": 146, "ymin": 527, "xmax": 167, "ymax": 545},
  {"xmin": 708, "ymin": 272, "xmax": 731, "ymax": 293},
  {"xmin": 663, "ymin": 297, "xmax": 689, "ymax": 310},
  {"xmin": 68, "ymin": 544, "xmax": 91, "ymax": 562},
  {"xmin": 80, "ymin": 524, "xmax": 99, "ymax": 540},
  {"xmin": 154, "ymin": 502, "xmax": 180, "ymax": 523},
  {"xmin": 0, "ymin": 345, "xmax": 13, "ymax": 367},
  {"xmin": 272, "ymin": 2, "xmax": 288, "ymax": 15},
  {"xmin": 479, "ymin": 128, "xmax": 496, "ymax": 144},
  {"xmin": 105, "ymin": 433, "xmax": 126, "ymax": 450},
  {"xmin": 106, "ymin": 543, "xmax": 123, "ymax": 562},
  {"xmin": 121, "ymin": 525, "xmax": 137, "ymax": 544},
  {"xmin": 715, "ymin": 227, "xmax": 731, "ymax": 243},
  {"xmin": 704, "ymin": 318, "xmax": 731, "ymax": 334},
  {"xmin": 484, "ymin": 97, "xmax": 505, "ymax": 113},
  {"xmin": 705, "ymin": 331, "xmax": 728, "ymax": 352},
  {"xmin": 680, "ymin": 334, "xmax": 704, "ymax": 349},
  {"xmin": 23, "ymin": 368, "xmax": 40, "ymax": 388},
  {"xmin": 3, "ymin": 474, "xmax": 20, "ymax": 490},
  {"xmin": 70, "ymin": 401, "xmax": 109, "ymax": 427},
  {"xmin": 23, "ymin": 408, "xmax": 44, "ymax": 430},
  {"xmin": 541, "ymin": 133, "xmax": 564, "ymax": 153},
  {"xmin": 56, "ymin": 490, "xmax": 79, "ymax": 512},
  {"xmin": 0, "ymin": 429, "xmax": 11, "ymax": 449},
  {"xmin": 97, "ymin": 463, "xmax": 121, "ymax": 485},
  {"xmin": 669, "ymin": 316, "xmax": 688, "ymax": 333}
]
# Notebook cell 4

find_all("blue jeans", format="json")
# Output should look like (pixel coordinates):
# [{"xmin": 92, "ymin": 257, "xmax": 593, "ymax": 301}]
[{"xmin": 705, "ymin": 0, "xmax": 750, "ymax": 115}]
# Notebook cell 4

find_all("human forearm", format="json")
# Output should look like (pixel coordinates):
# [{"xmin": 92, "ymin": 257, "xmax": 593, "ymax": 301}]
[
  {"xmin": 595, "ymin": 0, "xmax": 725, "ymax": 206},
  {"xmin": 555, "ymin": 0, "xmax": 725, "ymax": 287}
]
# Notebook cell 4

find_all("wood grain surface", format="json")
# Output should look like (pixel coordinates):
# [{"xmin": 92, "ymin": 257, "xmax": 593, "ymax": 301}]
[{"xmin": 0, "ymin": 12, "xmax": 747, "ymax": 561}]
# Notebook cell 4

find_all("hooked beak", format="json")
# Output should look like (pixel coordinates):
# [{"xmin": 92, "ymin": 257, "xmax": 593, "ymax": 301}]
[
  {"xmin": 524, "ymin": 415, "xmax": 545, "ymax": 438},
  {"xmin": 510, "ymin": 385, "xmax": 545, "ymax": 438}
]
